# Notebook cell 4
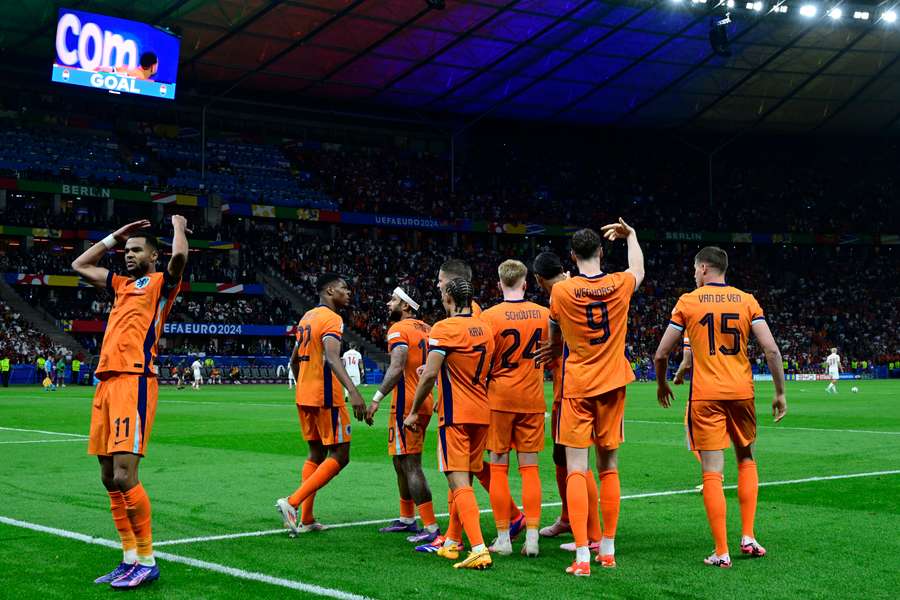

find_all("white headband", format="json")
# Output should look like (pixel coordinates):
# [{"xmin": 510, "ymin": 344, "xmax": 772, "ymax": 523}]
[{"xmin": 393, "ymin": 287, "xmax": 420, "ymax": 312}]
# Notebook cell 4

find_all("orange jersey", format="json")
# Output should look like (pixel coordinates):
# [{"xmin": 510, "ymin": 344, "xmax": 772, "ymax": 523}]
[
  {"xmin": 549, "ymin": 359, "xmax": 563, "ymax": 405},
  {"xmin": 296, "ymin": 305, "xmax": 345, "ymax": 408},
  {"xmin": 669, "ymin": 283, "xmax": 764, "ymax": 401},
  {"xmin": 386, "ymin": 318, "xmax": 434, "ymax": 416},
  {"xmin": 429, "ymin": 315, "xmax": 495, "ymax": 426},
  {"xmin": 481, "ymin": 300, "xmax": 549, "ymax": 413},
  {"xmin": 549, "ymin": 272, "xmax": 636, "ymax": 398},
  {"xmin": 471, "ymin": 300, "xmax": 482, "ymax": 317},
  {"xmin": 96, "ymin": 271, "xmax": 180, "ymax": 377}
]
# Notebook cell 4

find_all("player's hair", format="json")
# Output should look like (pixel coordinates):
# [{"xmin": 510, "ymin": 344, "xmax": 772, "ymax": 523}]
[
  {"xmin": 127, "ymin": 234, "xmax": 159, "ymax": 252},
  {"xmin": 498, "ymin": 259, "xmax": 527, "ymax": 287},
  {"xmin": 695, "ymin": 246, "xmax": 728, "ymax": 274},
  {"xmin": 532, "ymin": 251, "xmax": 564, "ymax": 279},
  {"xmin": 140, "ymin": 51, "xmax": 158, "ymax": 69},
  {"xmin": 444, "ymin": 277, "xmax": 474, "ymax": 309},
  {"xmin": 316, "ymin": 272, "xmax": 344, "ymax": 294},
  {"xmin": 571, "ymin": 228, "xmax": 603, "ymax": 260},
  {"xmin": 440, "ymin": 258, "xmax": 472, "ymax": 282}
]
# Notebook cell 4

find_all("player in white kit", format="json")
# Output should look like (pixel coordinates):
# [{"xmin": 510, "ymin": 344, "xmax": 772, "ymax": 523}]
[
  {"xmin": 191, "ymin": 358, "xmax": 203, "ymax": 390},
  {"xmin": 825, "ymin": 348, "xmax": 841, "ymax": 394},
  {"xmin": 341, "ymin": 344, "xmax": 364, "ymax": 397}
]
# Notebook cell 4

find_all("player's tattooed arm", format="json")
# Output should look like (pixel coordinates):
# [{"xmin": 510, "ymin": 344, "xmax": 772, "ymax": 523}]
[
  {"xmin": 72, "ymin": 219, "xmax": 151, "ymax": 288},
  {"xmin": 289, "ymin": 341, "xmax": 301, "ymax": 381},
  {"xmin": 167, "ymin": 215, "xmax": 192, "ymax": 281},
  {"xmin": 368, "ymin": 345, "xmax": 407, "ymax": 420},
  {"xmin": 534, "ymin": 319, "xmax": 563, "ymax": 366}
]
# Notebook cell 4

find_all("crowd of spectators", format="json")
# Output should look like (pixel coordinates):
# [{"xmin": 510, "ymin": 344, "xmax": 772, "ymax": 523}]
[{"xmin": 0, "ymin": 300, "xmax": 65, "ymax": 365}]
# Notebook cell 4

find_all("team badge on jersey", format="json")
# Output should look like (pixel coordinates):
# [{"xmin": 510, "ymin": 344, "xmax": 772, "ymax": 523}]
[{"xmin": 135, "ymin": 276, "xmax": 150, "ymax": 289}]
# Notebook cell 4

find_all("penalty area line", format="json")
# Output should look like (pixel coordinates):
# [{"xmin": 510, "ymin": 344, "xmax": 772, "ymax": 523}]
[
  {"xmin": 154, "ymin": 469, "xmax": 900, "ymax": 547},
  {"xmin": 0, "ymin": 516, "xmax": 374, "ymax": 600}
]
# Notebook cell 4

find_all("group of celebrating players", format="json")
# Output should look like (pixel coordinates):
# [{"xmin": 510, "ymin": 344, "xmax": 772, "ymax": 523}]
[
  {"xmin": 274, "ymin": 217, "xmax": 789, "ymax": 575},
  {"xmin": 73, "ymin": 214, "xmax": 788, "ymax": 589}
]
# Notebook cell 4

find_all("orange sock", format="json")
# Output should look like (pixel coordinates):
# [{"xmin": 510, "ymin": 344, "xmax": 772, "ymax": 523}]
[
  {"xmin": 598, "ymin": 469, "xmax": 621, "ymax": 539},
  {"xmin": 556, "ymin": 465, "xmax": 569, "ymax": 523},
  {"xmin": 737, "ymin": 460, "xmax": 758, "ymax": 538},
  {"xmin": 566, "ymin": 471, "xmax": 589, "ymax": 548},
  {"xmin": 122, "ymin": 484, "xmax": 152, "ymax": 559},
  {"xmin": 445, "ymin": 489, "xmax": 462, "ymax": 542},
  {"xmin": 300, "ymin": 460, "xmax": 318, "ymax": 525},
  {"xmin": 585, "ymin": 470, "xmax": 601, "ymax": 542},
  {"xmin": 519, "ymin": 464, "xmax": 541, "ymax": 529},
  {"xmin": 489, "ymin": 463, "xmax": 512, "ymax": 530},
  {"xmin": 107, "ymin": 490, "xmax": 136, "ymax": 557},
  {"xmin": 702, "ymin": 471, "xmax": 728, "ymax": 556},
  {"xmin": 288, "ymin": 458, "xmax": 341, "ymax": 508},
  {"xmin": 452, "ymin": 486, "xmax": 484, "ymax": 548},
  {"xmin": 400, "ymin": 497, "xmax": 416, "ymax": 520},
  {"xmin": 417, "ymin": 501, "xmax": 437, "ymax": 528},
  {"xmin": 476, "ymin": 462, "xmax": 520, "ymax": 522}
]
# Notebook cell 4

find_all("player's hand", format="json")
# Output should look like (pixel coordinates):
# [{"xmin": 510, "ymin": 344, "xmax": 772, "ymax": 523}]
[
  {"xmin": 349, "ymin": 389, "xmax": 368, "ymax": 423},
  {"xmin": 403, "ymin": 412, "xmax": 418, "ymax": 431},
  {"xmin": 772, "ymin": 393, "xmax": 787, "ymax": 422},
  {"xmin": 600, "ymin": 218, "xmax": 635, "ymax": 241},
  {"xmin": 112, "ymin": 220, "xmax": 152, "ymax": 243},
  {"xmin": 171, "ymin": 214, "xmax": 193, "ymax": 234},
  {"xmin": 366, "ymin": 399, "xmax": 380, "ymax": 421},
  {"xmin": 534, "ymin": 341, "xmax": 561, "ymax": 366},
  {"xmin": 673, "ymin": 370, "xmax": 685, "ymax": 385},
  {"xmin": 657, "ymin": 382, "xmax": 674, "ymax": 408}
]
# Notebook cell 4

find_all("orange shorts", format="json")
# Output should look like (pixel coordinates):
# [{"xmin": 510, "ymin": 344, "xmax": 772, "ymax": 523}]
[
  {"xmin": 488, "ymin": 410, "xmax": 545, "ymax": 453},
  {"xmin": 298, "ymin": 405, "xmax": 352, "ymax": 446},
  {"xmin": 88, "ymin": 374, "xmax": 158, "ymax": 456},
  {"xmin": 688, "ymin": 399, "xmax": 756, "ymax": 451},
  {"xmin": 556, "ymin": 387, "xmax": 626, "ymax": 450},
  {"xmin": 389, "ymin": 412, "xmax": 431, "ymax": 456},
  {"xmin": 437, "ymin": 424, "xmax": 488, "ymax": 473}
]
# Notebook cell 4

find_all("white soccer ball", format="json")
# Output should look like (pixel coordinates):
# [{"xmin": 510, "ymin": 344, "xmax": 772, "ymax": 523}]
[{"xmin": 851, "ymin": 386, "xmax": 859, "ymax": 393}]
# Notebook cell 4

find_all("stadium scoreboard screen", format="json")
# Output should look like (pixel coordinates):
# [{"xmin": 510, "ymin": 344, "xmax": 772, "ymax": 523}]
[{"xmin": 51, "ymin": 8, "xmax": 180, "ymax": 100}]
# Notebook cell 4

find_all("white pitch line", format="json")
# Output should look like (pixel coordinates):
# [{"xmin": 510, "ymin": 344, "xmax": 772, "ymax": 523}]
[
  {"xmin": 0, "ymin": 439, "xmax": 85, "ymax": 445},
  {"xmin": 626, "ymin": 419, "xmax": 900, "ymax": 436},
  {"xmin": 161, "ymin": 400, "xmax": 289, "ymax": 408},
  {"xmin": 0, "ymin": 426, "xmax": 88, "ymax": 438},
  {"xmin": 0, "ymin": 516, "xmax": 374, "ymax": 600},
  {"xmin": 153, "ymin": 469, "xmax": 900, "ymax": 547}
]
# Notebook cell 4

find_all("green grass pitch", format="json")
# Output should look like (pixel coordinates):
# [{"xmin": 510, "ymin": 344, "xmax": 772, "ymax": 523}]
[{"xmin": 2, "ymin": 380, "xmax": 899, "ymax": 599}]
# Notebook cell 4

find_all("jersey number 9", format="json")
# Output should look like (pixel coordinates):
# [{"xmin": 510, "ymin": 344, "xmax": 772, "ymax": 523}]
[{"xmin": 586, "ymin": 301, "xmax": 610, "ymax": 345}]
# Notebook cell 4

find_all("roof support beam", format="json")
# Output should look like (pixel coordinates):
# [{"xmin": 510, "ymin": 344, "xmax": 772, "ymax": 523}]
[{"xmin": 182, "ymin": 1, "xmax": 285, "ymax": 69}]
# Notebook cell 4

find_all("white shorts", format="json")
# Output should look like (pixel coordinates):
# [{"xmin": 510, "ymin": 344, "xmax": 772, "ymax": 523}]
[
  {"xmin": 193, "ymin": 370, "xmax": 202, "ymax": 381},
  {"xmin": 348, "ymin": 373, "xmax": 361, "ymax": 387},
  {"xmin": 828, "ymin": 369, "xmax": 839, "ymax": 380}
]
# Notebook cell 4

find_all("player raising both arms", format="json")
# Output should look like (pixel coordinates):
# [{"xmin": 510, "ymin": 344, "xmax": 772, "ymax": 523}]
[
  {"xmin": 435, "ymin": 259, "xmax": 525, "ymax": 539},
  {"xmin": 367, "ymin": 287, "xmax": 440, "ymax": 544},
  {"xmin": 276, "ymin": 273, "xmax": 370, "ymax": 535},
  {"xmin": 404, "ymin": 278, "xmax": 495, "ymax": 570},
  {"xmin": 654, "ymin": 246, "xmax": 787, "ymax": 568},
  {"xmin": 73, "ymin": 215, "xmax": 189, "ymax": 589},
  {"xmin": 538, "ymin": 221, "xmax": 644, "ymax": 576},
  {"xmin": 481, "ymin": 260, "xmax": 548, "ymax": 557}
]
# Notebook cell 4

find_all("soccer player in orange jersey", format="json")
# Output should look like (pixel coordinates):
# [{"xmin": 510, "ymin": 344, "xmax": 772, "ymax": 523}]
[
  {"xmin": 532, "ymin": 252, "xmax": 603, "ymax": 552},
  {"xmin": 674, "ymin": 336, "xmax": 703, "ymax": 466},
  {"xmin": 481, "ymin": 260, "xmax": 548, "ymax": 557},
  {"xmin": 654, "ymin": 246, "xmax": 787, "ymax": 568},
  {"xmin": 538, "ymin": 220, "xmax": 644, "ymax": 576},
  {"xmin": 404, "ymin": 278, "xmax": 495, "ymax": 570},
  {"xmin": 366, "ymin": 287, "xmax": 440, "ymax": 544},
  {"xmin": 73, "ymin": 216, "xmax": 189, "ymax": 589},
  {"xmin": 435, "ymin": 259, "xmax": 525, "ymax": 537},
  {"xmin": 276, "ymin": 273, "xmax": 370, "ymax": 535}
]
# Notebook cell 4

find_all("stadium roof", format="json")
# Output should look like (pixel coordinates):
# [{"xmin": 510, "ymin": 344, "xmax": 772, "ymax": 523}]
[{"xmin": 6, "ymin": 0, "xmax": 900, "ymax": 134}]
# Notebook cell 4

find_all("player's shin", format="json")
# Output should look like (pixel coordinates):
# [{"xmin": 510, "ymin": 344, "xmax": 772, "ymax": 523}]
[
  {"xmin": 566, "ymin": 471, "xmax": 589, "ymax": 559},
  {"xmin": 453, "ymin": 486, "xmax": 485, "ymax": 551},
  {"xmin": 122, "ymin": 483, "xmax": 154, "ymax": 566},
  {"xmin": 108, "ymin": 490, "xmax": 137, "ymax": 563},
  {"xmin": 737, "ymin": 460, "xmax": 758, "ymax": 541},
  {"xmin": 702, "ymin": 472, "xmax": 729, "ymax": 558}
]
